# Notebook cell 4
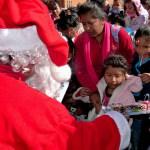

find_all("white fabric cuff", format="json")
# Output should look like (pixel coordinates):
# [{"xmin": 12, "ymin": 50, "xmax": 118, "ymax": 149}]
[
  {"xmin": 50, "ymin": 61, "xmax": 71, "ymax": 82},
  {"xmin": 106, "ymin": 111, "xmax": 131, "ymax": 150},
  {"xmin": 72, "ymin": 87, "xmax": 90, "ymax": 103}
]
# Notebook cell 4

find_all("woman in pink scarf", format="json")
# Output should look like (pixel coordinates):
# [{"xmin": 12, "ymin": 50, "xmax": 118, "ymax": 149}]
[{"xmin": 74, "ymin": 2, "xmax": 134, "ymax": 95}]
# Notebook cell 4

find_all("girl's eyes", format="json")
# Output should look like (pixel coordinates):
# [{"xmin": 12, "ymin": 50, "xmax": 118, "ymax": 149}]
[
  {"xmin": 105, "ymin": 74, "xmax": 122, "ymax": 78},
  {"xmin": 105, "ymin": 74, "xmax": 112, "ymax": 77}
]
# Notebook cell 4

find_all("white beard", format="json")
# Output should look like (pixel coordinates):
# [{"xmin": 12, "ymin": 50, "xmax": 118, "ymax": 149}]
[{"xmin": 0, "ymin": 25, "xmax": 71, "ymax": 102}]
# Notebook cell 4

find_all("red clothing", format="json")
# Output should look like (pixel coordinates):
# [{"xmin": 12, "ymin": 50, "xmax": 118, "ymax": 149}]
[
  {"xmin": 0, "ymin": 64, "xmax": 25, "ymax": 80},
  {"xmin": 74, "ymin": 24, "xmax": 134, "ymax": 91},
  {"xmin": 0, "ymin": 73, "xmax": 130, "ymax": 150}
]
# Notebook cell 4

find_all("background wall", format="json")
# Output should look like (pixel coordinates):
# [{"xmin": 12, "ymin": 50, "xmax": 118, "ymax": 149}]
[{"xmin": 60, "ymin": 0, "xmax": 87, "ymax": 8}]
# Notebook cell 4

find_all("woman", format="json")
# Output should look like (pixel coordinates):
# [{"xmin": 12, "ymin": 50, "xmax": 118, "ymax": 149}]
[{"xmin": 74, "ymin": 2, "xmax": 134, "ymax": 95}]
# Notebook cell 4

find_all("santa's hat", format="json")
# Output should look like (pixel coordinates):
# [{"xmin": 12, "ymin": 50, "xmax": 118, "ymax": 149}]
[{"xmin": 0, "ymin": 0, "xmax": 71, "ymax": 82}]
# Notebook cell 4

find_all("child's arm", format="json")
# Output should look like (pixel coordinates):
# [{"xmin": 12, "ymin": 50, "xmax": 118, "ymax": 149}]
[
  {"xmin": 139, "ymin": 73, "xmax": 150, "ymax": 84},
  {"xmin": 89, "ymin": 92, "xmax": 102, "ymax": 114}
]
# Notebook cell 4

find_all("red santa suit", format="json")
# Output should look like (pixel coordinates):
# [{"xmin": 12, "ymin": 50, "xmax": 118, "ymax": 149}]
[
  {"xmin": 0, "ymin": 72, "xmax": 130, "ymax": 150},
  {"xmin": 0, "ymin": 0, "xmax": 130, "ymax": 149}
]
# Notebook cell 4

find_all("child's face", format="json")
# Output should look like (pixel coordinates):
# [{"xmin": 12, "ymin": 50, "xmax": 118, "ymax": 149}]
[
  {"xmin": 136, "ymin": 36, "xmax": 150, "ymax": 58},
  {"xmin": 113, "ymin": 0, "xmax": 123, "ymax": 8},
  {"xmin": 125, "ymin": 2, "xmax": 136, "ymax": 16},
  {"xmin": 104, "ymin": 66, "xmax": 126, "ymax": 89}
]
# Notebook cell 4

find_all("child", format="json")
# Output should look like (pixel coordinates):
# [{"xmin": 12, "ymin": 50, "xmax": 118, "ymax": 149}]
[
  {"xmin": 88, "ymin": 54, "xmax": 142, "ymax": 121},
  {"xmin": 124, "ymin": 0, "xmax": 149, "ymax": 32},
  {"xmin": 57, "ymin": 8, "xmax": 80, "ymax": 64},
  {"xmin": 43, "ymin": 0, "xmax": 61, "ymax": 22},
  {"xmin": 131, "ymin": 25, "xmax": 150, "ymax": 100},
  {"xmin": 108, "ymin": 0, "xmax": 125, "ymax": 26},
  {"xmin": 131, "ymin": 25, "xmax": 150, "ymax": 150}
]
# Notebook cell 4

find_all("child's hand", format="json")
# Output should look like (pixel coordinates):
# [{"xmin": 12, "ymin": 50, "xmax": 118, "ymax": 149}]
[
  {"xmin": 90, "ymin": 93, "xmax": 102, "ymax": 114},
  {"xmin": 139, "ymin": 73, "xmax": 150, "ymax": 84},
  {"xmin": 79, "ymin": 87, "xmax": 92, "ymax": 97}
]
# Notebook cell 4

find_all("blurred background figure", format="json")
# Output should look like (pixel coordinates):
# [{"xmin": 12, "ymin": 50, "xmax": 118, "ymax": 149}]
[
  {"xmin": 108, "ymin": 0, "xmax": 125, "ymax": 26},
  {"xmin": 141, "ymin": 0, "xmax": 150, "ymax": 24},
  {"xmin": 90, "ymin": 0, "xmax": 111, "ymax": 14},
  {"xmin": 124, "ymin": 0, "xmax": 149, "ymax": 33},
  {"xmin": 43, "ymin": 0, "xmax": 62, "ymax": 22}
]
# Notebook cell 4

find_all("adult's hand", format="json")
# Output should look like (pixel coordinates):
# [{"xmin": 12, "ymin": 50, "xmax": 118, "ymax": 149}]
[{"xmin": 139, "ymin": 73, "xmax": 150, "ymax": 84}]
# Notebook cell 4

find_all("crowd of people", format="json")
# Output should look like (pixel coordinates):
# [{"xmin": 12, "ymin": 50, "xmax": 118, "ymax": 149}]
[{"xmin": 0, "ymin": 0, "xmax": 149, "ymax": 149}]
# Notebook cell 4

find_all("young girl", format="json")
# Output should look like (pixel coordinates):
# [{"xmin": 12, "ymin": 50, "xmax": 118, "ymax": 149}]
[
  {"xmin": 131, "ymin": 25, "xmax": 150, "ymax": 100},
  {"xmin": 124, "ymin": 0, "xmax": 149, "ymax": 32},
  {"xmin": 130, "ymin": 25, "xmax": 150, "ymax": 150},
  {"xmin": 108, "ymin": 0, "xmax": 125, "ymax": 26},
  {"xmin": 88, "ymin": 54, "xmax": 142, "ymax": 121}
]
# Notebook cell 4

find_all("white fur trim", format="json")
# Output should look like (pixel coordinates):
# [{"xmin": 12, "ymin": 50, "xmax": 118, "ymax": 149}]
[
  {"xmin": 72, "ymin": 87, "xmax": 90, "ymax": 103},
  {"xmin": 97, "ymin": 75, "xmax": 143, "ymax": 106},
  {"xmin": 50, "ymin": 61, "xmax": 71, "ymax": 82},
  {"xmin": 0, "ymin": 26, "xmax": 44, "ymax": 51},
  {"xmin": 106, "ymin": 111, "xmax": 131, "ymax": 150}
]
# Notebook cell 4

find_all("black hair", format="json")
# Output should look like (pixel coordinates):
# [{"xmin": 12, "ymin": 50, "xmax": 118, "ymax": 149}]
[
  {"xmin": 134, "ymin": 25, "xmax": 150, "ymax": 41},
  {"xmin": 90, "ymin": 0, "xmax": 106, "ymax": 8},
  {"xmin": 57, "ymin": 8, "xmax": 79, "ymax": 31},
  {"xmin": 77, "ymin": 1, "xmax": 106, "ymax": 20},
  {"xmin": 141, "ymin": 0, "xmax": 150, "ymax": 7},
  {"xmin": 57, "ymin": 15, "xmax": 79, "ymax": 31},
  {"xmin": 108, "ymin": 11, "xmax": 125, "ymax": 27},
  {"xmin": 43, "ymin": 0, "xmax": 59, "ymax": 11},
  {"xmin": 103, "ymin": 54, "xmax": 128, "ymax": 74}
]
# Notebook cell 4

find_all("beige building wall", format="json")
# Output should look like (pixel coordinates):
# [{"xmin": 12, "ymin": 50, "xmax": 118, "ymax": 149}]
[
  {"xmin": 60, "ymin": 0, "xmax": 113, "ymax": 8},
  {"xmin": 60, "ymin": 0, "xmax": 87, "ymax": 8}
]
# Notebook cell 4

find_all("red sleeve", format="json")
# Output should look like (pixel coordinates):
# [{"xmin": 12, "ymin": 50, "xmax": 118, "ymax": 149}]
[
  {"xmin": 75, "ymin": 34, "xmax": 89, "ymax": 87},
  {"xmin": 118, "ymin": 28, "xmax": 135, "ymax": 65},
  {"xmin": 69, "ymin": 115, "xmax": 120, "ymax": 150},
  {"xmin": 0, "ymin": 73, "xmax": 75, "ymax": 150}
]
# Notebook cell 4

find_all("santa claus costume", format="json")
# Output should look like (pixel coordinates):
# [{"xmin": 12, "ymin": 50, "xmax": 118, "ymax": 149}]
[{"xmin": 0, "ymin": 0, "xmax": 130, "ymax": 149}]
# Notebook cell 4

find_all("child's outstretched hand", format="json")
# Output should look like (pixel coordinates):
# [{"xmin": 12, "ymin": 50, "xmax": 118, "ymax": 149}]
[
  {"xmin": 90, "ymin": 92, "xmax": 102, "ymax": 114},
  {"xmin": 139, "ymin": 73, "xmax": 150, "ymax": 84}
]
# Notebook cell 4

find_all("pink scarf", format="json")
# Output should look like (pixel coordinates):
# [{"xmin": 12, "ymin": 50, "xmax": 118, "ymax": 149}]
[{"xmin": 84, "ymin": 22, "xmax": 111, "ymax": 91}]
